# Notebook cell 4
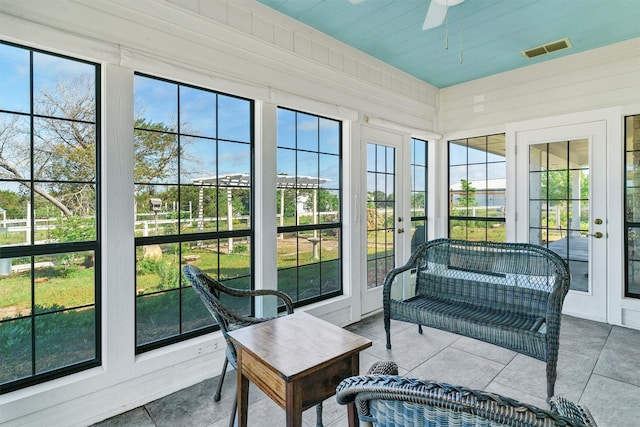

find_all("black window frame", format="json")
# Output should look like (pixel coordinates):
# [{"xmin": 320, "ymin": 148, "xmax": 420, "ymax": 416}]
[
  {"xmin": 447, "ymin": 134, "xmax": 506, "ymax": 242},
  {"xmin": 0, "ymin": 41, "xmax": 101, "ymax": 394},
  {"xmin": 276, "ymin": 107, "xmax": 343, "ymax": 308},
  {"xmin": 410, "ymin": 137, "xmax": 429, "ymax": 252},
  {"xmin": 624, "ymin": 114, "xmax": 640, "ymax": 299},
  {"xmin": 133, "ymin": 72, "xmax": 255, "ymax": 353}
]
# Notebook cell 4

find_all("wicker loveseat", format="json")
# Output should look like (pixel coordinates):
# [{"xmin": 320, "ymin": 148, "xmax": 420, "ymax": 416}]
[
  {"xmin": 383, "ymin": 239, "xmax": 571, "ymax": 398},
  {"xmin": 336, "ymin": 361, "xmax": 597, "ymax": 427}
]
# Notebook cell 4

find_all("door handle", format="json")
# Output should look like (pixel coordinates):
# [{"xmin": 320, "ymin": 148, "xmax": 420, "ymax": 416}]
[
  {"xmin": 589, "ymin": 232, "xmax": 603, "ymax": 238},
  {"xmin": 397, "ymin": 228, "xmax": 404, "ymax": 234}
]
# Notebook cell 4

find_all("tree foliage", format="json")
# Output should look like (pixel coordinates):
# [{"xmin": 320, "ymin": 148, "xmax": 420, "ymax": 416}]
[
  {"xmin": 455, "ymin": 179, "xmax": 476, "ymax": 208},
  {"xmin": 0, "ymin": 72, "xmax": 183, "ymax": 227},
  {"xmin": 0, "ymin": 190, "xmax": 27, "ymax": 219},
  {"xmin": 133, "ymin": 121, "xmax": 179, "ymax": 192},
  {"xmin": 367, "ymin": 191, "xmax": 394, "ymax": 209},
  {"xmin": 545, "ymin": 170, "xmax": 589, "ymax": 202},
  {"xmin": 303, "ymin": 189, "xmax": 339, "ymax": 213}
]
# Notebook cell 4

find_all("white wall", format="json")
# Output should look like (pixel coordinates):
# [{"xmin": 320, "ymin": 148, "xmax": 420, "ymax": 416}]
[
  {"xmin": 441, "ymin": 37, "xmax": 640, "ymax": 133},
  {"xmin": 0, "ymin": 1, "xmax": 438, "ymax": 425}
]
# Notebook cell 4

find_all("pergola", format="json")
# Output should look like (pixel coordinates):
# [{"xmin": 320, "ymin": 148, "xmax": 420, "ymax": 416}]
[{"xmin": 192, "ymin": 173, "xmax": 328, "ymax": 254}]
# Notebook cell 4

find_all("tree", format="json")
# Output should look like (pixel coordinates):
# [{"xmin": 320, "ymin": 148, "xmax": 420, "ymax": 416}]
[
  {"xmin": 133, "ymin": 120, "xmax": 180, "ymax": 193},
  {"xmin": 456, "ymin": 179, "xmax": 476, "ymax": 209},
  {"xmin": 275, "ymin": 188, "xmax": 294, "ymax": 218},
  {"xmin": 0, "ymin": 73, "xmax": 182, "ymax": 221},
  {"xmin": 303, "ymin": 189, "xmax": 339, "ymax": 213},
  {"xmin": 0, "ymin": 190, "xmax": 28, "ymax": 218},
  {"xmin": 546, "ymin": 170, "xmax": 589, "ymax": 201},
  {"xmin": 367, "ymin": 190, "xmax": 393, "ymax": 208},
  {"xmin": 411, "ymin": 192, "xmax": 426, "ymax": 213}
]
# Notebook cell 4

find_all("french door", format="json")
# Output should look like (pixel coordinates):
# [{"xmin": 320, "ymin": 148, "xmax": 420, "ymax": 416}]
[
  {"xmin": 361, "ymin": 126, "xmax": 409, "ymax": 315},
  {"xmin": 516, "ymin": 121, "xmax": 607, "ymax": 321}
]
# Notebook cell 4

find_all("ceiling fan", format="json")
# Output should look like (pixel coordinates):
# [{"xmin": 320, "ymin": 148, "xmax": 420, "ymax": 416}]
[
  {"xmin": 348, "ymin": 0, "xmax": 466, "ymax": 31},
  {"xmin": 422, "ymin": 0, "xmax": 466, "ymax": 30}
]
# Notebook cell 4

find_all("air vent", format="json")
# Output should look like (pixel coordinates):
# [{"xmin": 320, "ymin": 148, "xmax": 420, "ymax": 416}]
[{"xmin": 522, "ymin": 38, "xmax": 572, "ymax": 59}]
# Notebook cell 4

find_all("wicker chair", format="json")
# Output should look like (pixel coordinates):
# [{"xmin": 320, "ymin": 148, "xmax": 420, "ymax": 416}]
[
  {"xmin": 336, "ymin": 361, "xmax": 597, "ymax": 427},
  {"xmin": 183, "ymin": 264, "xmax": 324, "ymax": 427}
]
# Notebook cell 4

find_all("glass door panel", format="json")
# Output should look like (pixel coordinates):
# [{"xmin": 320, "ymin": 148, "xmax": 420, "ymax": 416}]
[
  {"xmin": 625, "ymin": 115, "xmax": 640, "ymax": 297},
  {"xmin": 529, "ymin": 140, "xmax": 589, "ymax": 292},
  {"xmin": 366, "ymin": 143, "xmax": 395, "ymax": 289},
  {"xmin": 517, "ymin": 121, "xmax": 607, "ymax": 322}
]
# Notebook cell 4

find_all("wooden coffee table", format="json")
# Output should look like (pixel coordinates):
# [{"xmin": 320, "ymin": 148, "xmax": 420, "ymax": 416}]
[{"xmin": 228, "ymin": 311, "xmax": 372, "ymax": 427}]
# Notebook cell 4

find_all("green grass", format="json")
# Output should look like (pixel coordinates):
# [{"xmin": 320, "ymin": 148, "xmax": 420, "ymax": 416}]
[
  {"xmin": 0, "ymin": 307, "xmax": 96, "ymax": 384},
  {"xmin": 1, "ymin": 264, "xmax": 95, "ymax": 316},
  {"xmin": 2, "ymin": 235, "xmax": 342, "ymax": 358},
  {"xmin": 136, "ymin": 244, "xmax": 252, "ymax": 295},
  {"xmin": 449, "ymin": 225, "xmax": 506, "ymax": 242},
  {"xmin": 0, "ymin": 229, "xmax": 54, "ymax": 246}
]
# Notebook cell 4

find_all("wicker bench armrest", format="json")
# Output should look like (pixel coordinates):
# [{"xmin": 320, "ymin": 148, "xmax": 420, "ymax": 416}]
[{"xmin": 382, "ymin": 243, "xmax": 427, "ymax": 299}]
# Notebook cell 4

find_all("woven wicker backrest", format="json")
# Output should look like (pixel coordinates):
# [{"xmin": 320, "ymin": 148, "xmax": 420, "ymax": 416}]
[
  {"xmin": 183, "ymin": 264, "xmax": 295, "ymax": 367},
  {"xmin": 183, "ymin": 264, "xmax": 262, "ymax": 364},
  {"xmin": 367, "ymin": 397, "xmax": 580, "ymax": 427},
  {"xmin": 336, "ymin": 375, "xmax": 587, "ymax": 427},
  {"xmin": 415, "ymin": 239, "xmax": 569, "ymax": 317}
]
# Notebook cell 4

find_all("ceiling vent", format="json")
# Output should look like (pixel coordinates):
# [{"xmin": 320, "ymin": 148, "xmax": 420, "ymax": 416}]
[{"xmin": 522, "ymin": 38, "xmax": 572, "ymax": 59}]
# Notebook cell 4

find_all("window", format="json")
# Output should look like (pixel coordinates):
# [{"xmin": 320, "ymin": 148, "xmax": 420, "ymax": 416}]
[
  {"xmin": 448, "ymin": 134, "xmax": 506, "ymax": 242},
  {"xmin": 134, "ymin": 74, "xmax": 253, "ymax": 352},
  {"xmin": 276, "ymin": 108, "xmax": 342, "ymax": 306},
  {"xmin": 625, "ymin": 115, "xmax": 640, "ymax": 298},
  {"xmin": 0, "ymin": 42, "xmax": 100, "ymax": 393},
  {"xmin": 529, "ymin": 139, "xmax": 589, "ymax": 292},
  {"xmin": 366, "ymin": 143, "xmax": 395, "ymax": 289},
  {"xmin": 410, "ymin": 138, "xmax": 428, "ymax": 252}
]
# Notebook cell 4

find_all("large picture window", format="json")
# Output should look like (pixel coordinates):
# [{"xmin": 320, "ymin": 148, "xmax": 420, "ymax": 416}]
[
  {"xmin": 448, "ymin": 134, "xmax": 506, "ymax": 242},
  {"xmin": 134, "ymin": 74, "xmax": 253, "ymax": 352},
  {"xmin": 0, "ymin": 42, "xmax": 100, "ymax": 393},
  {"xmin": 276, "ymin": 108, "xmax": 342, "ymax": 306}
]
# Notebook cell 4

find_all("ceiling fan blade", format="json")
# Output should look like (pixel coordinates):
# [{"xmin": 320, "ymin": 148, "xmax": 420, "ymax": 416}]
[
  {"xmin": 422, "ymin": 1, "xmax": 448, "ymax": 30},
  {"xmin": 348, "ymin": 0, "xmax": 366, "ymax": 4}
]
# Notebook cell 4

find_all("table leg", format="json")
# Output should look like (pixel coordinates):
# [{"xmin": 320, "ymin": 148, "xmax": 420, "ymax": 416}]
[
  {"xmin": 236, "ymin": 351, "xmax": 250, "ymax": 427},
  {"xmin": 346, "ymin": 353, "xmax": 360, "ymax": 427},
  {"xmin": 347, "ymin": 402, "xmax": 358, "ymax": 427},
  {"xmin": 315, "ymin": 402, "xmax": 323, "ymax": 427},
  {"xmin": 285, "ymin": 381, "xmax": 303, "ymax": 427}
]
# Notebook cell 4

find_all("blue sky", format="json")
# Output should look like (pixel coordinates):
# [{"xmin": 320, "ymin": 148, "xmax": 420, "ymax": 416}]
[
  {"xmin": 1, "ymin": 43, "xmax": 340, "ymax": 191},
  {"xmin": 134, "ymin": 75, "xmax": 254, "ymax": 180}
]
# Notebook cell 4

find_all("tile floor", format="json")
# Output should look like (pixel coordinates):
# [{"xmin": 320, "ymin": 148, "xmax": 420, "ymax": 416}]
[{"xmin": 94, "ymin": 312, "xmax": 640, "ymax": 426}]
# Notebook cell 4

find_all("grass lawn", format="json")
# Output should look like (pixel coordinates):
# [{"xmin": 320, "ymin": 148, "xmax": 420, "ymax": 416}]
[{"xmin": 1, "ymin": 259, "xmax": 95, "ymax": 319}]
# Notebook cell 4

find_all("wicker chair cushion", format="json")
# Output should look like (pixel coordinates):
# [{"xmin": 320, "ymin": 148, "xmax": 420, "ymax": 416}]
[
  {"xmin": 417, "ymin": 271, "xmax": 551, "ymax": 317},
  {"xmin": 389, "ymin": 297, "xmax": 547, "ymax": 360}
]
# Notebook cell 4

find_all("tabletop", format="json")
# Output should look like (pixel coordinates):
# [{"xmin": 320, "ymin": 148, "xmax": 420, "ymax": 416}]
[{"xmin": 228, "ymin": 311, "xmax": 372, "ymax": 381}]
